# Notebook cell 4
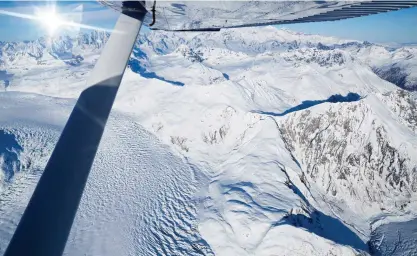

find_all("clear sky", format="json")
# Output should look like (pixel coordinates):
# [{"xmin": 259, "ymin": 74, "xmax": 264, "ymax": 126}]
[
  {"xmin": 279, "ymin": 6, "xmax": 417, "ymax": 45},
  {"xmin": 0, "ymin": 1, "xmax": 416, "ymax": 44}
]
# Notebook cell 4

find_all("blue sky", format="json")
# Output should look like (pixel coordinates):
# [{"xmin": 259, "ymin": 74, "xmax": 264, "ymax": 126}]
[
  {"xmin": 0, "ymin": 1, "xmax": 416, "ymax": 44},
  {"xmin": 280, "ymin": 6, "xmax": 417, "ymax": 45}
]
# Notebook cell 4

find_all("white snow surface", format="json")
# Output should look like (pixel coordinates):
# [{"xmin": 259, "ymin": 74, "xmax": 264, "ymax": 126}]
[
  {"xmin": 1, "ymin": 26, "xmax": 417, "ymax": 255},
  {"xmin": 0, "ymin": 93, "xmax": 212, "ymax": 255}
]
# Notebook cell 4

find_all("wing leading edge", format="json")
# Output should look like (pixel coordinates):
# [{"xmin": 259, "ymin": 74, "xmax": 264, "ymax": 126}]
[{"xmin": 99, "ymin": 0, "xmax": 417, "ymax": 31}]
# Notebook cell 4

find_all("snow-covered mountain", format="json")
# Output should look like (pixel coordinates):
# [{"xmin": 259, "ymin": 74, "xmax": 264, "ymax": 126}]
[
  {"xmin": 1, "ymin": 26, "xmax": 417, "ymax": 255},
  {"xmin": 0, "ymin": 31, "xmax": 108, "ymax": 66},
  {"xmin": 1, "ymin": 27, "xmax": 416, "ymax": 91}
]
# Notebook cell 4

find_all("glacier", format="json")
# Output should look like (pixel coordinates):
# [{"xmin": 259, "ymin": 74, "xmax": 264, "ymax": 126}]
[
  {"xmin": 0, "ymin": 93, "xmax": 212, "ymax": 255},
  {"xmin": 0, "ymin": 26, "xmax": 417, "ymax": 255}
]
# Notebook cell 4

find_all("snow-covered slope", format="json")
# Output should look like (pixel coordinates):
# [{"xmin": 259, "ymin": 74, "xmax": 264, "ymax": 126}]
[
  {"xmin": 0, "ymin": 93, "xmax": 212, "ymax": 256},
  {"xmin": 1, "ymin": 26, "xmax": 417, "ymax": 255}
]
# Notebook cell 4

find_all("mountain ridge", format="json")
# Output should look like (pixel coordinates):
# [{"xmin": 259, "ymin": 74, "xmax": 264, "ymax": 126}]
[{"xmin": 1, "ymin": 27, "xmax": 416, "ymax": 90}]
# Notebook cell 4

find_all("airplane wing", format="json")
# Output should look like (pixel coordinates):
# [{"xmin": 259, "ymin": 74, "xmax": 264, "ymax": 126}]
[{"xmin": 99, "ymin": 0, "xmax": 417, "ymax": 31}]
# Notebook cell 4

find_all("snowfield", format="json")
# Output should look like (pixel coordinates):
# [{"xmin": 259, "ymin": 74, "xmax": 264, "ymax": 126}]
[
  {"xmin": 1, "ymin": 26, "xmax": 417, "ymax": 255},
  {"xmin": 0, "ymin": 93, "xmax": 212, "ymax": 256}
]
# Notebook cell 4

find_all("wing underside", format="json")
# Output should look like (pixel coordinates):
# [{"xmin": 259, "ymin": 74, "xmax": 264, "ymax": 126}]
[{"xmin": 99, "ymin": 0, "xmax": 417, "ymax": 31}]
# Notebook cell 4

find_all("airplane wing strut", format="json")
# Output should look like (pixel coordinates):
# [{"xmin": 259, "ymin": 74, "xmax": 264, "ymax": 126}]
[{"xmin": 4, "ymin": 2, "xmax": 146, "ymax": 256}]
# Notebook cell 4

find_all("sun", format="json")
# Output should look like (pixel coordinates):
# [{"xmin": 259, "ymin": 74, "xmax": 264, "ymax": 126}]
[{"xmin": 35, "ymin": 6, "xmax": 65, "ymax": 35}]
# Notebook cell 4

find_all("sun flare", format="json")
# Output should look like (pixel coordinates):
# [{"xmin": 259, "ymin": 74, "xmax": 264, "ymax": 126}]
[{"xmin": 35, "ymin": 6, "xmax": 65, "ymax": 35}]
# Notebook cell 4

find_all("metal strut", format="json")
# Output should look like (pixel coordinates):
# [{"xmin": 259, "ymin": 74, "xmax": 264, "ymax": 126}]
[
  {"xmin": 149, "ymin": 0, "xmax": 156, "ymax": 26},
  {"xmin": 4, "ymin": 2, "xmax": 146, "ymax": 256}
]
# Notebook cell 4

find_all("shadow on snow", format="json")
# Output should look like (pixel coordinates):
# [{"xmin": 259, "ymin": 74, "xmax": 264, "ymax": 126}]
[
  {"xmin": 257, "ymin": 92, "xmax": 362, "ymax": 116},
  {"xmin": 0, "ymin": 130, "xmax": 22, "ymax": 181},
  {"xmin": 280, "ymin": 167, "xmax": 368, "ymax": 252},
  {"xmin": 280, "ymin": 209, "xmax": 368, "ymax": 252},
  {"xmin": 129, "ymin": 49, "xmax": 184, "ymax": 86}
]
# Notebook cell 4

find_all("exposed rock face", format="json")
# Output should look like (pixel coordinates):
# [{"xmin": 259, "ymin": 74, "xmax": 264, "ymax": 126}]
[
  {"xmin": 279, "ymin": 90, "xmax": 417, "ymax": 214},
  {"xmin": 379, "ymin": 89, "xmax": 417, "ymax": 132},
  {"xmin": 282, "ymin": 48, "xmax": 352, "ymax": 67}
]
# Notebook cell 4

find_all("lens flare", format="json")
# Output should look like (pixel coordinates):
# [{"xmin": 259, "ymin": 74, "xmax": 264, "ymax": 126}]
[
  {"xmin": 35, "ymin": 6, "xmax": 64, "ymax": 35},
  {"xmin": 0, "ymin": 4, "xmax": 115, "ymax": 36}
]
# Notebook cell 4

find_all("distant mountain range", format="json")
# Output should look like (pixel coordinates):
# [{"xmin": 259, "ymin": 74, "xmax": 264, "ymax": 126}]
[{"xmin": 1, "ymin": 28, "xmax": 416, "ymax": 90}]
